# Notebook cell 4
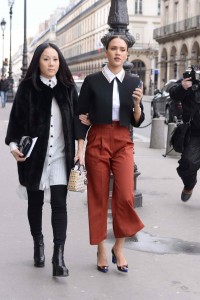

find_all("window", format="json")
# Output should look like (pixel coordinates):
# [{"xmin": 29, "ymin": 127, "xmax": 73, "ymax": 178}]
[
  {"xmin": 158, "ymin": 0, "xmax": 161, "ymax": 16},
  {"xmin": 174, "ymin": 2, "xmax": 178, "ymax": 23},
  {"xmin": 135, "ymin": 0, "xmax": 142, "ymax": 15},
  {"xmin": 164, "ymin": 6, "xmax": 169, "ymax": 26},
  {"xmin": 185, "ymin": 0, "xmax": 189, "ymax": 19},
  {"xmin": 132, "ymin": 60, "xmax": 145, "ymax": 79}
]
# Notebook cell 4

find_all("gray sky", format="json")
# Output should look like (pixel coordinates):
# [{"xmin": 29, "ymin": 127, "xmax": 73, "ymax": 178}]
[{"xmin": 0, "ymin": 0, "xmax": 70, "ymax": 58}]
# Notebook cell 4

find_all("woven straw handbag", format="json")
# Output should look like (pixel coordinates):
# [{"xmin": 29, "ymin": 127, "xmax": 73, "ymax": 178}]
[{"xmin": 67, "ymin": 161, "xmax": 87, "ymax": 192}]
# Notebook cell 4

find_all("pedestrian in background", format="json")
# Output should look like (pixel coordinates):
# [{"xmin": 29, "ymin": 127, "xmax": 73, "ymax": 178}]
[
  {"xmin": 75, "ymin": 35, "xmax": 145, "ymax": 273},
  {"xmin": 0, "ymin": 75, "xmax": 10, "ymax": 108},
  {"xmin": 170, "ymin": 75, "xmax": 200, "ymax": 202},
  {"xmin": 5, "ymin": 42, "xmax": 88, "ymax": 277}
]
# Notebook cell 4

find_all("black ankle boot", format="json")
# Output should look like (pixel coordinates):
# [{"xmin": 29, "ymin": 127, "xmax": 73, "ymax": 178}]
[
  {"xmin": 52, "ymin": 245, "xmax": 69, "ymax": 277},
  {"xmin": 33, "ymin": 234, "xmax": 45, "ymax": 267}
]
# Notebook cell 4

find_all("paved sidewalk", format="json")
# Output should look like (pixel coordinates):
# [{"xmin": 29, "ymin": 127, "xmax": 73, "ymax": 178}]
[{"xmin": 0, "ymin": 103, "xmax": 200, "ymax": 300}]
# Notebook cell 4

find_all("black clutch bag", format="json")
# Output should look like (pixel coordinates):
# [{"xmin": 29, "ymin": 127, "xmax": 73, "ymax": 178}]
[{"xmin": 19, "ymin": 136, "xmax": 32, "ymax": 156}]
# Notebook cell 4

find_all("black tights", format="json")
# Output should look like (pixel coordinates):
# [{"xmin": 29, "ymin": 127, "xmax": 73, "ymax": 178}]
[{"xmin": 27, "ymin": 185, "xmax": 67, "ymax": 245}]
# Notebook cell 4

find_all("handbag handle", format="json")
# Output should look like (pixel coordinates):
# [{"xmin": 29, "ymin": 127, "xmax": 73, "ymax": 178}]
[
  {"xmin": 73, "ymin": 159, "xmax": 87, "ymax": 185},
  {"xmin": 74, "ymin": 159, "xmax": 86, "ymax": 172}
]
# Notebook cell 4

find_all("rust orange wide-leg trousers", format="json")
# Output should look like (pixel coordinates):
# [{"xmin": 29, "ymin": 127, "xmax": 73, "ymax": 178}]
[{"xmin": 85, "ymin": 122, "xmax": 144, "ymax": 245}]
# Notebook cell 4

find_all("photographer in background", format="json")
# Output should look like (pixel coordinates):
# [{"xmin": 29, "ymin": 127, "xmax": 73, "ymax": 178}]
[{"xmin": 169, "ymin": 67, "xmax": 200, "ymax": 202}]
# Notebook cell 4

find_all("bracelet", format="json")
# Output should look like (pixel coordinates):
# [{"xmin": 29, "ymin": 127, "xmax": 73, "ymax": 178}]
[{"xmin": 133, "ymin": 106, "xmax": 141, "ymax": 113}]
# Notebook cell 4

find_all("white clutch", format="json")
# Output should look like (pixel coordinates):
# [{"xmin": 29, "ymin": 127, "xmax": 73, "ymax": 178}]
[{"xmin": 67, "ymin": 161, "xmax": 87, "ymax": 192}]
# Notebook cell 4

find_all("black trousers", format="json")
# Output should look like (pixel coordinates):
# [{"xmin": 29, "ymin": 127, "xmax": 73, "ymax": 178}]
[
  {"xmin": 177, "ymin": 135, "xmax": 200, "ymax": 190},
  {"xmin": 27, "ymin": 185, "xmax": 67, "ymax": 245}
]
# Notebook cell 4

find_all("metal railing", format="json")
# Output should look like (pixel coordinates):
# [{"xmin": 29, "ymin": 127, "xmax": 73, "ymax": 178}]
[{"xmin": 154, "ymin": 16, "xmax": 200, "ymax": 40}]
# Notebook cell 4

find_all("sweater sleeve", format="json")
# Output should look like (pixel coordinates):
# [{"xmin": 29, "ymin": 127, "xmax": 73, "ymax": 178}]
[
  {"xmin": 74, "ymin": 76, "xmax": 91, "ymax": 140},
  {"xmin": 5, "ymin": 83, "xmax": 27, "ymax": 145},
  {"xmin": 131, "ymin": 100, "xmax": 145, "ymax": 127}
]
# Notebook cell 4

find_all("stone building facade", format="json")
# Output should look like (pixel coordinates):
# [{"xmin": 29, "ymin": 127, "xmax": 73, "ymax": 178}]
[
  {"xmin": 154, "ymin": 0, "xmax": 200, "ymax": 88},
  {"xmin": 12, "ymin": 8, "xmax": 64, "ymax": 83},
  {"xmin": 56, "ymin": 0, "xmax": 161, "ymax": 94},
  {"xmin": 12, "ymin": 0, "xmax": 161, "ymax": 94}
]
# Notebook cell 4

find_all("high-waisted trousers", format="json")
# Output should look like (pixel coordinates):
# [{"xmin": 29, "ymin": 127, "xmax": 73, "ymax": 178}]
[
  {"xmin": 85, "ymin": 122, "xmax": 144, "ymax": 245},
  {"xmin": 27, "ymin": 185, "xmax": 67, "ymax": 245}
]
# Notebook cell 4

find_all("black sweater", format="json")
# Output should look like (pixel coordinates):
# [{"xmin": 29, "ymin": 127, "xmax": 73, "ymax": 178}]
[{"xmin": 75, "ymin": 71, "xmax": 145, "ymax": 139}]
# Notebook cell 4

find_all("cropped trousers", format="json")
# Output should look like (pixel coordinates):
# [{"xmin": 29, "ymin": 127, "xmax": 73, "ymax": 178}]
[
  {"xmin": 85, "ymin": 122, "xmax": 144, "ymax": 245},
  {"xmin": 27, "ymin": 185, "xmax": 67, "ymax": 245}
]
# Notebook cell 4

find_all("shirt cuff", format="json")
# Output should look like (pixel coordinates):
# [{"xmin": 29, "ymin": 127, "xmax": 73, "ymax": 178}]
[{"xmin": 9, "ymin": 142, "xmax": 18, "ymax": 152}]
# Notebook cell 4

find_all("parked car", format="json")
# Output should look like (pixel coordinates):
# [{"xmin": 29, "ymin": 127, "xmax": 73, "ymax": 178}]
[
  {"xmin": 74, "ymin": 79, "xmax": 84, "ymax": 95},
  {"xmin": 151, "ymin": 79, "xmax": 182, "ymax": 124}
]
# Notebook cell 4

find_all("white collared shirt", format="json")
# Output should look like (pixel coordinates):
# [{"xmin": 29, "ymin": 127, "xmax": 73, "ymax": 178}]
[
  {"xmin": 102, "ymin": 65, "xmax": 125, "ymax": 121},
  {"xmin": 40, "ymin": 75, "xmax": 57, "ymax": 88},
  {"xmin": 39, "ymin": 75, "xmax": 67, "ymax": 190}
]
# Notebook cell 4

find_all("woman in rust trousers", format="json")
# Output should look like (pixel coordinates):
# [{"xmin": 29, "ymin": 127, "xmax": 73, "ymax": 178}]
[{"xmin": 75, "ymin": 35, "xmax": 144, "ymax": 273}]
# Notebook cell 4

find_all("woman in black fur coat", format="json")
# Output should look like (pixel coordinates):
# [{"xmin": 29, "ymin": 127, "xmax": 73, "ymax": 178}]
[{"xmin": 5, "ymin": 42, "xmax": 87, "ymax": 277}]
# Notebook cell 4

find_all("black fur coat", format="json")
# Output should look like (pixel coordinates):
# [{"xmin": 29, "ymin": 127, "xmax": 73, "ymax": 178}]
[{"xmin": 5, "ymin": 78, "xmax": 78, "ymax": 190}]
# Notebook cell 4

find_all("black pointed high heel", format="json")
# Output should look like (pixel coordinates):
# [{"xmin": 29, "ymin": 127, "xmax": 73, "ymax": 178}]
[
  {"xmin": 97, "ymin": 253, "xmax": 109, "ymax": 273},
  {"xmin": 111, "ymin": 248, "xmax": 128, "ymax": 273}
]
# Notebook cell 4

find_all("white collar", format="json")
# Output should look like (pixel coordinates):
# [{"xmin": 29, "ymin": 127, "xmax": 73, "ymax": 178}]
[
  {"xmin": 102, "ymin": 64, "xmax": 125, "ymax": 83},
  {"xmin": 40, "ymin": 75, "xmax": 57, "ymax": 88}
]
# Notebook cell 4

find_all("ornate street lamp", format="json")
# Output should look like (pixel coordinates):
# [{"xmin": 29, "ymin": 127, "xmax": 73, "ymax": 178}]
[
  {"xmin": 101, "ymin": 0, "xmax": 142, "ymax": 208},
  {"xmin": 21, "ymin": 0, "xmax": 28, "ymax": 79},
  {"xmin": 7, "ymin": 0, "xmax": 15, "ymax": 102},
  {"xmin": 101, "ymin": 0, "xmax": 135, "ymax": 48},
  {"xmin": 1, "ymin": 18, "xmax": 6, "ymax": 76}
]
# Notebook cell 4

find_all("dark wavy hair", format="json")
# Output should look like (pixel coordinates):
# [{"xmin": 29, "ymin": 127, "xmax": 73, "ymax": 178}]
[
  {"xmin": 23, "ymin": 42, "xmax": 74, "ymax": 89},
  {"xmin": 105, "ymin": 35, "xmax": 129, "ymax": 50}
]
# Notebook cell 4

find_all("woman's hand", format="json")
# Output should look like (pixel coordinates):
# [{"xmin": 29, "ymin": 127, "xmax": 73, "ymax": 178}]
[
  {"xmin": 74, "ymin": 139, "xmax": 85, "ymax": 165},
  {"xmin": 132, "ymin": 82, "xmax": 143, "ymax": 107},
  {"xmin": 132, "ymin": 82, "xmax": 143, "ymax": 122},
  {"xmin": 11, "ymin": 149, "xmax": 26, "ymax": 162},
  {"xmin": 79, "ymin": 113, "xmax": 91, "ymax": 126},
  {"xmin": 74, "ymin": 150, "xmax": 84, "ymax": 166}
]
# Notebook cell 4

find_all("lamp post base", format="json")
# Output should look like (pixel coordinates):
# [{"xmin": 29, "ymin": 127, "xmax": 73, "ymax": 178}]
[
  {"xmin": 109, "ymin": 171, "xmax": 143, "ymax": 209},
  {"xmin": 7, "ymin": 88, "xmax": 14, "ymax": 102},
  {"xmin": 109, "ymin": 189, "xmax": 142, "ymax": 208},
  {"xmin": 134, "ymin": 190, "xmax": 143, "ymax": 208}
]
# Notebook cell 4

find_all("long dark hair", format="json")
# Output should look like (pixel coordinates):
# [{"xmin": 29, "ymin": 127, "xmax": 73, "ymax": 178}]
[
  {"xmin": 105, "ymin": 35, "xmax": 129, "ymax": 50},
  {"xmin": 23, "ymin": 42, "xmax": 74, "ymax": 89}
]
